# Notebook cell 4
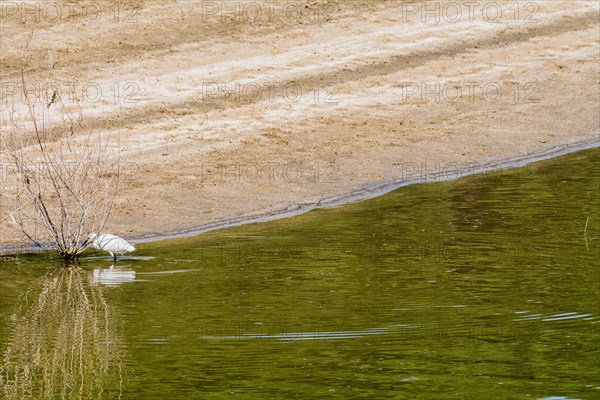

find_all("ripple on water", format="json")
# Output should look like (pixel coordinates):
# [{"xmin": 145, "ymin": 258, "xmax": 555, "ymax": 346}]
[{"xmin": 513, "ymin": 311, "xmax": 597, "ymax": 323}]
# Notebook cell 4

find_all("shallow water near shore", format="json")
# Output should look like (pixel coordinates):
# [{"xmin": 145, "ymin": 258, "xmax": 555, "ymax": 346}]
[{"xmin": 1, "ymin": 148, "xmax": 598, "ymax": 399}]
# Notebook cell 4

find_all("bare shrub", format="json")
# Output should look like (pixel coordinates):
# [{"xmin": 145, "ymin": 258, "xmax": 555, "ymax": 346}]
[{"xmin": 1, "ymin": 49, "xmax": 120, "ymax": 259}]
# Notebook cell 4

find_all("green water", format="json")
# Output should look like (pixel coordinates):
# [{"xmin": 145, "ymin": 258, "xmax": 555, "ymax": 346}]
[{"xmin": 1, "ymin": 148, "xmax": 598, "ymax": 400}]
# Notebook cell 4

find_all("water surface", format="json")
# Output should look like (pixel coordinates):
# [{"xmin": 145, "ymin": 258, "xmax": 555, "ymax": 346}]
[{"xmin": 1, "ymin": 148, "xmax": 598, "ymax": 399}]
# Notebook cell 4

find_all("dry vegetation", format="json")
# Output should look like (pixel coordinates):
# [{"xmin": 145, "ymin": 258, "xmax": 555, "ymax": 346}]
[{"xmin": 1, "ymin": 43, "xmax": 120, "ymax": 258}]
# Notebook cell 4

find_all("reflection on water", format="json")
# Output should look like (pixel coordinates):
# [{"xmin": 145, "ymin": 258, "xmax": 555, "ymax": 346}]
[
  {"xmin": 0, "ymin": 266, "xmax": 124, "ymax": 399},
  {"xmin": 93, "ymin": 264, "xmax": 136, "ymax": 287}
]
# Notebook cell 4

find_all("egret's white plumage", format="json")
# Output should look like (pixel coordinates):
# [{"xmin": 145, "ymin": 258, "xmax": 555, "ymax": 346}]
[{"xmin": 88, "ymin": 233, "xmax": 136, "ymax": 260}]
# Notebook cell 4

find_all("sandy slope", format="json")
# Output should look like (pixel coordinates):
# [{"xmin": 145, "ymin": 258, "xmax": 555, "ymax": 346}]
[{"xmin": 1, "ymin": 0, "xmax": 599, "ymax": 249}]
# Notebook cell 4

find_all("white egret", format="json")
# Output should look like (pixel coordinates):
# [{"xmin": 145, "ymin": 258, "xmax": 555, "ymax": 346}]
[{"xmin": 88, "ymin": 233, "xmax": 136, "ymax": 261}]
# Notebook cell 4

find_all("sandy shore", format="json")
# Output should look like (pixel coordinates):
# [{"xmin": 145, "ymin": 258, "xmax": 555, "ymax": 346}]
[{"xmin": 1, "ymin": 0, "xmax": 599, "ymax": 250}]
